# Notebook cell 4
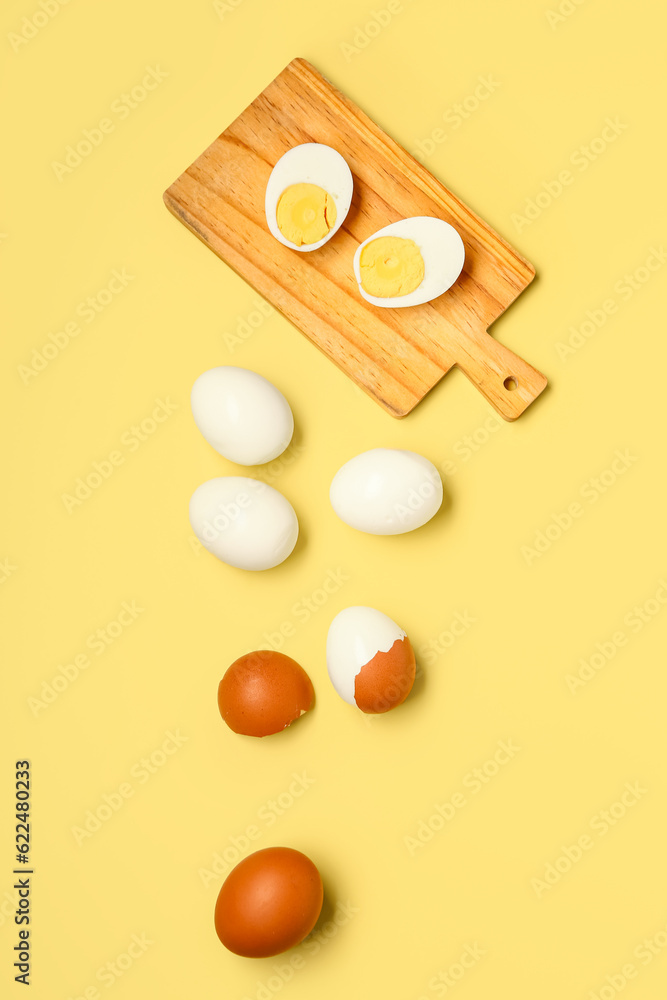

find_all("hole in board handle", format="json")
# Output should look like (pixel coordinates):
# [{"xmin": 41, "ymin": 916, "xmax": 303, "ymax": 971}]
[{"xmin": 503, "ymin": 376, "xmax": 519, "ymax": 391}]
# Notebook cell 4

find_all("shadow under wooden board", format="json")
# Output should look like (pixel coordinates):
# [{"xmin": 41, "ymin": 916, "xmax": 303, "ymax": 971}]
[{"xmin": 164, "ymin": 57, "xmax": 547, "ymax": 420}]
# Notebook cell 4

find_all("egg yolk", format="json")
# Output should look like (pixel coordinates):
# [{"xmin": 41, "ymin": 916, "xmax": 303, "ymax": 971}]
[
  {"xmin": 359, "ymin": 236, "xmax": 425, "ymax": 298},
  {"xmin": 276, "ymin": 183, "xmax": 337, "ymax": 246}
]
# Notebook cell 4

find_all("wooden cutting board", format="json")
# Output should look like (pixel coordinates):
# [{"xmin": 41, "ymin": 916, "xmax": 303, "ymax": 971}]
[{"xmin": 164, "ymin": 58, "xmax": 547, "ymax": 420}]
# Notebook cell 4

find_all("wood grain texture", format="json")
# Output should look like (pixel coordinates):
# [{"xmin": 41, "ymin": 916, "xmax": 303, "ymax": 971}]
[{"xmin": 164, "ymin": 58, "xmax": 547, "ymax": 419}]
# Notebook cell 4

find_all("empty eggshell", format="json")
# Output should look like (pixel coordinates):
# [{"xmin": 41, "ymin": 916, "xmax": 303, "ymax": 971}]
[
  {"xmin": 191, "ymin": 366, "xmax": 294, "ymax": 465},
  {"xmin": 218, "ymin": 650, "xmax": 315, "ymax": 737},
  {"xmin": 327, "ymin": 605, "xmax": 416, "ymax": 714},
  {"xmin": 189, "ymin": 477, "xmax": 298, "ymax": 570},
  {"xmin": 215, "ymin": 846, "xmax": 323, "ymax": 957},
  {"xmin": 330, "ymin": 448, "xmax": 443, "ymax": 535}
]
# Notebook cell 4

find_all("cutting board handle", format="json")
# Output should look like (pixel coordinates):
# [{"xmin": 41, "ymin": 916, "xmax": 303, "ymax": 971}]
[{"xmin": 452, "ymin": 331, "xmax": 548, "ymax": 421}]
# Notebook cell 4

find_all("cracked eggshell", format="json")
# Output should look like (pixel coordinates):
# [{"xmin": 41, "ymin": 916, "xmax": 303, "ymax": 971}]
[
  {"xmin": 265, "ymin": 143, "xmax": 353, "ymax": 252},
  {"xmin": 330, "ymin": 448, "xmax": 443, "ymax": 535},
  {"xmin": 326, "ymin": 606, "xmax": 416, "ymax": 714},
  {"xmin": 218, "ymin": 651, "xmax": 314, "ymax": 737},
  {"xmin": 189, "ymin": 477, "xmax": 298, "ymax": 571}
]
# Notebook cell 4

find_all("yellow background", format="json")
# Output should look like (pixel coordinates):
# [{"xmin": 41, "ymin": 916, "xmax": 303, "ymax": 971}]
[{"xmin": 3, "ymin": 0, "xmax": 667, "ymax": 997}]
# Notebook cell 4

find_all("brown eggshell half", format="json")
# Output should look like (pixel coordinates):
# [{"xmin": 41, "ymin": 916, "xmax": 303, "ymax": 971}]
[
  {"xmin": 214, "ymin": 846, "xmax": 324, "ymax": 957},
  {"xmin": 354, "ymin": 636, "xmax": 416, "ymax": 713},
  {"xmin": 218, "ymin": 650, "xmax": 314, "ymax": 737}
]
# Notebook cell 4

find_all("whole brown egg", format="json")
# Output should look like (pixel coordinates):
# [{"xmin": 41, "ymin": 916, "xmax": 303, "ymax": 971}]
[{"xmin": 214, "ymin": 847, "xmax": 323, "ymax": 957}]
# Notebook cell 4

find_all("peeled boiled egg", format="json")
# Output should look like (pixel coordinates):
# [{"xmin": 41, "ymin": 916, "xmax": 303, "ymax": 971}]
[
  {"xmin": 215, "ymin": 846, "xmax": 323, "ymax": 957},
  {"xmin": 327, "ymin": 606, "xmax": 416, "ymax": 714},
  {"xmin": 218, "ymin": 650, "xmax": 314, "ymax": 737},
  {"xmin": 353, "ymin": 216, "xmax": 465, "ymax": 307},
  {"xmin": 265, "ymin": 143, "xmax": 353, "ymax": 251},
  {"xmin": 330, "ymin": 448, "xmax": 443, "ymax": 535},
  {"xmin": 189, "ymin": 477, "xmax": 298, "ymax": 570},
  {"xmin": 191, "ymin": 366, "xmax": 293, "ymax": 465}
]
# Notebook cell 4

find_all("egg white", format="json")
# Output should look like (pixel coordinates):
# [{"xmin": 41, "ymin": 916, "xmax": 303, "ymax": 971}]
[
  {"xmin": 326, "ymin": 606, "xmax": 407, "ymax": 706},
  {"xmin": 189, "ymin": 477, "xmax": 298, "ymax": 571},
  {"xmin": 265, "ymin": 143, "xmax": 354, "ymax": 252},
  {"xmin": 330, "ymin": 448, "xmax": 443, "ymax": 535},
  {"xmin": 353, "ymin": 216, "xmax": 465, "ymax": 308},
  {"xmin": 191, "ymin": 366, "xmax": 294, "ymax": 466}
]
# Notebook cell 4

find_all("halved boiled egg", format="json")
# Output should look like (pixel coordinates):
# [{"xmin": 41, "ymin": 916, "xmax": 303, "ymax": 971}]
[
  {"xmin": 353, "ymin": 216, "xmax": 465, "ymax": 308},
  {"xmin": 265, "ymin": 143, "xmax": 353, "ymax": 252}
]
